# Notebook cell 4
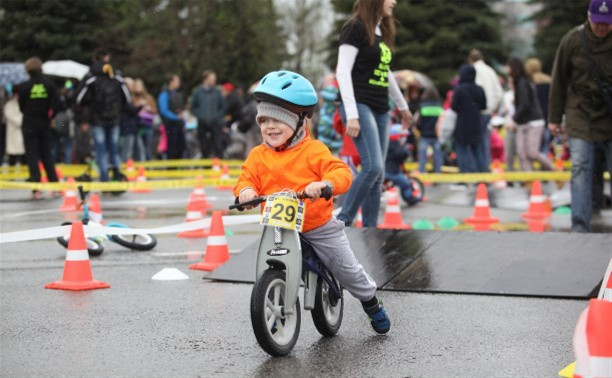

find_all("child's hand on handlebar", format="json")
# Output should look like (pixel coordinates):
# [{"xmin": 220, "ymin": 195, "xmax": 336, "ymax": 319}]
[
  {"xmin": 304, "ymin": 182, "xmax": 330, "ymax": 200},
  {"xmin": 239, "ymin": 188, "xmax": 259, "ymax": 209}
]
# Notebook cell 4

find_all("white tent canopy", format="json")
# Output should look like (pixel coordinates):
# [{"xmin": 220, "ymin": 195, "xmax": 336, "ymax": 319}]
[{"xmin": 42, "ymin": 60, "xmax": 89, "ymax": 80}]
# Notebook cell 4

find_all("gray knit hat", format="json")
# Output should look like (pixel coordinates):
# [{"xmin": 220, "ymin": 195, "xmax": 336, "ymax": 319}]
[{"xmin": 256, "ymin": 102, "xmax": 300, "ymax": 130}]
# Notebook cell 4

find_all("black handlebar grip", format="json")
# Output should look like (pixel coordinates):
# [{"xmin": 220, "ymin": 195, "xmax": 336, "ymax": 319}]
[
  {"xmin": 321, "ymin": 185, "xmax": 333, "ymax": 201},
  {"xmin": 77, "ymin": 185, "xmax": 85, "ymax": 202},
  {"xmin": 229, "ymin": 196, "xmax": 266, "ymax": 211},
  {"xmin": 229, "ymin": 197, "xmax": 245, "ymax": 211}
]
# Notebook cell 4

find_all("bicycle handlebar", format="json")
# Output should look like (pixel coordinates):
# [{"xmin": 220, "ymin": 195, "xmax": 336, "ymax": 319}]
[{"xmin": 229, "ymin": 186, "xmax": 333, "ymax": 211}]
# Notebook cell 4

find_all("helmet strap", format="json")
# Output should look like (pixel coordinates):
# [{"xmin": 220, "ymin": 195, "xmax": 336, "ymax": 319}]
[{"xmin": 276, "ymin": 113, "xmax": 307, "ymax": 152}]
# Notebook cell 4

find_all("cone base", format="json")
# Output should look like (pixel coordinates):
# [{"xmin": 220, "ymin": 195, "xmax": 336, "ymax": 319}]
[
  {"xmin": 131, "ymin": 189, "xmax": 152, "ymax": 193},
  {"xmin": 177, "ymin": 229, "xmax": 209, "ymax": 238},
  {"xmin": 45, "ymin": 279, "xmax": 110, "ymax": 291},
  {"xmin": 189, "ymin": 261, "xmax": 225, "ymax": 271},
  {"xmin": 465, "ymin": 217, "xmax": 499, "ymax": 231},
  {"xmin": 524, "ymin": 217, "xmax": 551, "ymax": 232},
  {"xmin": 378, "ymin": 223, "xmax": 412, "ymax": 230},
  {"xmin": 522, "ymin": 213, "xmax": 550, "ymax": 221}
]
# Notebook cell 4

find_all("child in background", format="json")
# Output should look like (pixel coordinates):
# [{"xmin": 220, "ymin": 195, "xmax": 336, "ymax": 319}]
[
  {"xmin": 235, "ymin": 70, "xmax": 391, "ymax": 334},
  {"xmin": 333, "ymin": 109, "xmax": 360, "ymax": 175},
  {"xmin": 315, "ymin": 78, "xmax": 343, "ymax": 154},
  {"xmin": 415, "ymin": 87, "xmax": 443, "ymax": 173},
  {"xmin": 385, "ymin": 124, "xmax": 422, "ymax": 206}
]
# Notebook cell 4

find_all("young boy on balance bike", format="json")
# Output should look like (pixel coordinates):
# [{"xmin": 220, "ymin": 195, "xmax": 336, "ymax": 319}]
[{"xmin": 234, "ymin": 70, "xmax": 390, "ymax": 334}]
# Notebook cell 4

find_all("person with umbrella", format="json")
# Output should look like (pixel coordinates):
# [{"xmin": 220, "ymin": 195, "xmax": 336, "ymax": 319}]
[{"xmin": 18, "ymin": 57, "xmax": 62, "ymax": 199}]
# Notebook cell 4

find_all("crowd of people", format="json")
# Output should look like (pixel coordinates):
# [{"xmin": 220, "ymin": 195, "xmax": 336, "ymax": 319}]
[{"xmin": 0, "ymin": 0, "xmax": 610, "ymax": 232}]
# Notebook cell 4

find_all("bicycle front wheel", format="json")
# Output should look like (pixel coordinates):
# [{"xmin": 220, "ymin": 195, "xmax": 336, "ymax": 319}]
[
  {"xmin": 110, "ymin": 233, "xmax": 157, "ymax": 251},
  {"xmin": 250, "ymin": 269, "xmax": 300, "ymax": 357}
]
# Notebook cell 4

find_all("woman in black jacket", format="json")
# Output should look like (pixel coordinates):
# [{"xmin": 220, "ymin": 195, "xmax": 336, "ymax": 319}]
[
  {"xmin": 506, "ymin": 57, "xmax": 555, "ymax": 171},
  {"xmin": 451, "ymin": 64, "xmax": 487, "ymax": 173}
]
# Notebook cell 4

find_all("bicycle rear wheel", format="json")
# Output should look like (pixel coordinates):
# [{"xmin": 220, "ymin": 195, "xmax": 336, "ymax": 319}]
[
  {"xmin": 311, "ymin": 275, "xmax": 343, "ymax": 337},
  {"xmin": 56, "ymin": 222, "xmax": 104, "ymax": 256}
]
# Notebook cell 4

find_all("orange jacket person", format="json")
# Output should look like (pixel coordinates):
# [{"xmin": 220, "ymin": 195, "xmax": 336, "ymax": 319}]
[{"xmin": 233, "ymin": 70, "xmax": 391, "ymax": 334}]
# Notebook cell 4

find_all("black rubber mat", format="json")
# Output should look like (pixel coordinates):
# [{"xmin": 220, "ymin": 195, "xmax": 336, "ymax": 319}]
[
  {"xmin": 207, "ymin": 228, "xmax": 443, "ymax": 288},
  {"xmin": 384, "ymin": 231, "xmax": 612, "ymax": 298},
  {"xmin": 208, "ymin": 228, "xmax": 611, "ymax": 298}
]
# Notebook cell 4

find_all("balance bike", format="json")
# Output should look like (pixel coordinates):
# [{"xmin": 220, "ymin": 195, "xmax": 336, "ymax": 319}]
[{"xmin": 229, "ymin": 188, "xmax": 343, "ymax": 356}]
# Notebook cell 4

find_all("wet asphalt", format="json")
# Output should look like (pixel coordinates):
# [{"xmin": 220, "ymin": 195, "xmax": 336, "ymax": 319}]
[{"xmin": 0, "ymin": 185, "xmax": 604, "ymax": 377}]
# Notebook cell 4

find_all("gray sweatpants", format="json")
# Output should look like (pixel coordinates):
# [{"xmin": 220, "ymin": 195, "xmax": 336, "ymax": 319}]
[{"xmin": 302, "ymin": 216, "xmax": 377, "ymax": 301}]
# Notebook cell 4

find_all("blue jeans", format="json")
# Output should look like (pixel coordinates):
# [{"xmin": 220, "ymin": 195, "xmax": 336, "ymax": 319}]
[
  {"xmin": 140, "ymin": 127, "xmax": 154, "ymax": 160},
  {"xmin": 122, "ymin": 133, "xmax": 145, "ymax": 162},
  {"xmin": 418, "ymin": 137, "xmax": 442, "ymax": 173},
  {"xmin": 569, "ymin": 137, "xmax": 612, "ymax": 232},
  {"xmin": 385, "ymin": 172, "xmax": 413, "ymax": 201},
  {"xmin": 338, "ymin": 103, "xmax": 390, "ymax": 227},
  {"xmin": 455, "ymin": 142, "xmax": 480, "ymax": 173},
  {"xmin": 479, "ymin": 114, "xmax": 492, "ymax": 172},
  {"xmin": 92, "ymin": 124, "xmax": 121, "ymax": 182}
]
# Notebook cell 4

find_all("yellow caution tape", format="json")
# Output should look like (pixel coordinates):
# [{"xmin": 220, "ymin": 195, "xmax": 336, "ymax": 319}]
[
  {"xmin": 558, "ymin": 362, "xmax": 575, "ymax": 378},
  {"xmin": 0, "ymin": 178, "xmax": 238, "ymax": 191}
]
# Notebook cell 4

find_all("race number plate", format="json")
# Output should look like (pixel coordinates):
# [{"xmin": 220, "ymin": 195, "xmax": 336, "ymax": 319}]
[{"xmin": 261, "ymin": 195, "xmax": 305, "ymax": 232}]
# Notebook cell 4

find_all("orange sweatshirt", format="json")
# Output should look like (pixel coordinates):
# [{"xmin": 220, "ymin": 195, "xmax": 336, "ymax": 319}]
[{"xmin": 234, "ymin": 134, "xmax": 352, "ymax": 232}]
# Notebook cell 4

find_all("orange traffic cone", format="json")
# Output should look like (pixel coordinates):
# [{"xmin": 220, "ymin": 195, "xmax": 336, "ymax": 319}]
[
  {"xmin": 189, "ymin": 211, "xmax": 229, "ymax": 271},
  {"xmin": 543, "ymin": 196, "xmax": 552, "ymax": 215},
  {"xmin": 555, "ymin": 158, "xmax": 565, "ymax": 189},
  {"xmin": 192, "ymin": 175, "xmax": 213, "ymax": 212},
  {"xmin": 597, "ymin": 259, "xmax": 612, "ymax": 302},
  {"xmin": 522, "ymin": 180, "xmax": 550, "ymax": 232},
  {"xmin": 378, "ymin": 188, "xmax": 411, "ymax": 229},
  {"xmin": 355, "ymin": 207, "xmax": 363, "ymax": 228},
  {"xmin": 464, "ymin": 183, "xmax": 499, "ymax": 231},
  {"xmin": 178, "ymin": 196, "xmax": 208, "ymax": 238},
  {"xmin": 131, "ymin": 166, "xmax": 152, "ymax": 193},
  {"xmin": 88, "ymin": 193, "xmax": 104, "ymax": 224},
  {"xmin": 39, "ymin": 161, "xmax": 48, "ymax": 184},
  {"xmin": 45, "ymin": 221, "xmax": 110, "ymax": 291},
  {"xmin": 572, "ymin": 299, "xmax": 612, "ymax": 378},
  {"xmin": 212, "ymin": 157, "xmax": 221, "ymax": 174},
  {"xmin": 60, "ymin": 177, "xmax": 79, "ymax": 212},
  {"xmin": 492, "ymin": 159, "xmax": 507, "ymax": 189},
  {"xmin": 55, "ymin": 166, "xmax": 64, "ymax": 181},
  {"xmin": 125, "ymin": 159, "xmax": 136, "ymax": 181},
  {"xmin": 216, "ymin": 164, "xmax": 233, "ymax": 190}
]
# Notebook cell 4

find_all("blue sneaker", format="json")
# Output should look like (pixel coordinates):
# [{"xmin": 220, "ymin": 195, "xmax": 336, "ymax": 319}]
[{"xmin": 364, "ymin": 300, "xmax": 390, "ymax": 334}]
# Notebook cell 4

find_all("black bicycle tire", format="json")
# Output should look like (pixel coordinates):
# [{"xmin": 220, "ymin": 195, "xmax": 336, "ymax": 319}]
[
  {"xmin": 110, "ymin": 233, "xmax": 157, "ymax": 251},
  {"xmin": 311, "ymin": 276, "xmax": 343, "ymax": 337},
  {"xmin": 250, "ymin": 269, "xmax": 301, "ymax": 357}
]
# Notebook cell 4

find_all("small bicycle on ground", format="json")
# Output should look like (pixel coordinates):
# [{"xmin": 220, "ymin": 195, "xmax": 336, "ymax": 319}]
[
  {"xmin": 229, "ymin": 187, "xmax": 343, "ymax": 357},
  {"xmin": 57, "ymin": 186, "xmax": 157, "ymax": 256}
]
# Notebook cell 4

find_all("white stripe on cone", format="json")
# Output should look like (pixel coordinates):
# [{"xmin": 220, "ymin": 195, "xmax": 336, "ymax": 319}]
[
  {"xmin": 207, "ymin": 235, "xmax": 227, "ymax": 246},
  {"xmin": 530, "ymin": 195, "xmax": 545, "ymax": 203},
  {"xmin": 66, "ymin": 249, "xmax": 89, "ymax": 261},
  {"xmin": 186, "ymin": 211, "xmax": 202, "ymax": 220},
  {"xmin": 386, "ymin": 205, "xmax": 401, "ymax": 213},
  {"xmin": 475, "ymin": 199, "xmax": 489, "ymax": 207}
]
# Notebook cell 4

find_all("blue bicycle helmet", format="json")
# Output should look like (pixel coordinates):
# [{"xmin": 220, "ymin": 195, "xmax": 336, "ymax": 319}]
[{"xmin": 253, "ymin": 70, "xmax": 318, "ymax": 118}]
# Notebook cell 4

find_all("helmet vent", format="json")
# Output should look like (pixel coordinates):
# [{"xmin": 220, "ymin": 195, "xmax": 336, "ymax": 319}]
[
  {"xmin": 261, "ymin": 77, "xmax": 267, "ymax": 85},
  {"xmin": 292, "ymin": 75, "xmax": 299, "ymax": 79},
  {"xmin": 278, "ymin": 72, "xmax": 287, "ymax": 77},
  {"xmin": 281, "ymin": 82, "xmax": 292, "ymax": 90}
]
